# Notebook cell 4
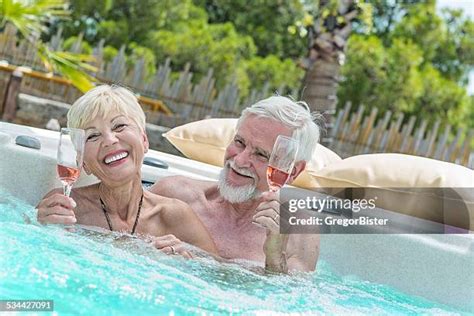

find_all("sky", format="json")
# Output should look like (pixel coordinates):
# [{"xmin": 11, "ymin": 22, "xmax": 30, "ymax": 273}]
[{"xmin": 436, "ymin": 0, "xmax": 474, "ymax": 95}]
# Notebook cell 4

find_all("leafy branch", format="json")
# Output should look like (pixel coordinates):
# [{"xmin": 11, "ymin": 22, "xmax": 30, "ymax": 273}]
[{"xmin": 0, "ymin": 0, "xmax": 96, "ymax": 92}]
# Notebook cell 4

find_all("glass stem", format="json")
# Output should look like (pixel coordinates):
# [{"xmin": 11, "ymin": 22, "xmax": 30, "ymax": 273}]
[{"xmin": 63, "ymin": 184, "xmax": 72, "ymax": 197}]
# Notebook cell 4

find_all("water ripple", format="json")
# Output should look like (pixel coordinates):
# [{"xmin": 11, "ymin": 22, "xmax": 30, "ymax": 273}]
[{"xmin": 0, "ymin": 190, "xmax": 465, "ymax": 315}]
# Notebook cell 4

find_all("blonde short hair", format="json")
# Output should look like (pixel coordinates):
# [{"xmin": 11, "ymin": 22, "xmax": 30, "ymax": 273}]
[{"xmin": 67, "ymin": 85, "xmax": 146, "ymax": 131}]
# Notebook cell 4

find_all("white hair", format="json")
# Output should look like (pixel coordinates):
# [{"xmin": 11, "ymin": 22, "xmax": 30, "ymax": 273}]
[
  {"xmin": 67, "ymin": 84, "xmax": 146, "ymax": 132},
  {"xmin": 237, "ymin": 95, "xmax": 322, "ymax": 162}
]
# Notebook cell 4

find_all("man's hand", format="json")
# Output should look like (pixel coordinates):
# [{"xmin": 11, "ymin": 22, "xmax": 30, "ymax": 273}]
[
  {"xmin": 253, "ymin": 191, "xmax": 281, "ymax": 232},
  {"xmin": 253, "ymin": 191, "xmax": 289, "ymax": 273},
  {"xmin": 37, "ymin": 193, "xmax": 77, "ymax": 225},
  {"xmin": 151, "ymin": 234, "xmax": 193, "ymax": 259}
]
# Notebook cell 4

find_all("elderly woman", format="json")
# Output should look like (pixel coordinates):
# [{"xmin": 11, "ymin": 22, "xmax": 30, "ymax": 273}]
[{"xmin": 37, "ymin": 85, "xmax": 217, "ymax": 257}]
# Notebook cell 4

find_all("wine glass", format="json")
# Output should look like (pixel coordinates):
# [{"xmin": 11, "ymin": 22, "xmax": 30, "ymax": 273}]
[
  {"xmin": 57, "ymin": 128, "xmax": 85, "ymax": 197},
  {"xmin": 266, "ymin": 135, "xmax": 299, "ymax": 192}
]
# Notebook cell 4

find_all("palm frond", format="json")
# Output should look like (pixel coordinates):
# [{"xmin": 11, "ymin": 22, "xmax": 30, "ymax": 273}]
[
  {"xmin": 1, "ymin": 0, "xmax": 96, "ymax": 92},
  {"xmin": 0, "ymin": 0, "xmax": 69, "ymax": 40},
  {"xmin": 38, "ymin": 43, "xmax": 97, "ymax": 92}
]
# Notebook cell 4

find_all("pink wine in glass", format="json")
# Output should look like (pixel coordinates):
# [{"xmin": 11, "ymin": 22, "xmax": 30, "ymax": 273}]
[
  {"xmin": 267, "ymin": 165, "xmax": 290, "ymax": 192},
  {"xmin": 57, "ymin": 128, "xmax": 85, "ymax": 198},
  {"xmin": 57, "ymin": 164, "xmax": 80, "ymax": 185}
]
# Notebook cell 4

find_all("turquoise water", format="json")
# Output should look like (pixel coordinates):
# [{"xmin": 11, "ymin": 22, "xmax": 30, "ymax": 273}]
[{"xmin": 0, "ymin": 190, "xmax": 466, "ymax": 315}]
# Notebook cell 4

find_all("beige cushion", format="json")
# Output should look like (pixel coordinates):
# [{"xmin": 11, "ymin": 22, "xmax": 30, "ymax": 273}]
[
  {"xmin": 164, "ymin": 118, "xmax": 237, "ymax": 167},
  {"xmin": 163, "ymin": 118, "xmax": 342, "ymax": 189},
  {"xmin": 309, "ymin": 154, "xmax": 474, "ymax": 229},
  {"xmin": 310, "ymin": 153, "xmax": 473, "ymax": 188}
]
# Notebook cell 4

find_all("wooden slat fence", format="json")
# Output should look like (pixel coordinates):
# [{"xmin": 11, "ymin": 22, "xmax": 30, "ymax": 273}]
[
  {"xmin": 331, "ymin": 103, "xmax": 473, "ymax": 168},
  {"xmin": 0, "ymin": 24, "xmax": 472, "ymax": 167},
  {"xmin": 0, "ymin": 24, "xmax": 296, "ymax": 127}
]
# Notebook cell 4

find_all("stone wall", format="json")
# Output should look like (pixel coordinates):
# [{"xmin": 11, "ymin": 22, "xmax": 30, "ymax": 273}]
[
  {"xmin": 8, "ymin": 93, "xmax": 182, "ymax": 156},
  {"xmin": 14, "ymin": 93, "xmax": 69, "ymax": 127}
]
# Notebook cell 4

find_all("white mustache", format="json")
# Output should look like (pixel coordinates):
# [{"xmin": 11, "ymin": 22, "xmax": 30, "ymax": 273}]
[{"xmin": 226, "ymin": 160, "xmax": 257, "ymax": 180}]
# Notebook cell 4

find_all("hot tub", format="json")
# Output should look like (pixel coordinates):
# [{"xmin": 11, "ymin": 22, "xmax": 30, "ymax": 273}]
[{"xmin": 0, "ymin": 122, "xmax": 472, "ymax": 314}]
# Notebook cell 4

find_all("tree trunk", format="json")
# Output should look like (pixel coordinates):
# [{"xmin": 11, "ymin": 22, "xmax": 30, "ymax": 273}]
[
  {"xmin": 302, "ymin": 59, "xmax": 340, "ymax": 145},
  {"xmin": 301, "ymin": 0, "xmax": 356, "ymax": 146}
]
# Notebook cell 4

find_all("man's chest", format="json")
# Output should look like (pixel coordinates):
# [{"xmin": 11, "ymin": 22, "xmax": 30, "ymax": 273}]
[
  {"xmin": 194, "ymin": 202, "xmax": 267, "ymax": 262},
  {"xmin": 213, "ymin": 227, "xmax": 266, "ymax": 262}
]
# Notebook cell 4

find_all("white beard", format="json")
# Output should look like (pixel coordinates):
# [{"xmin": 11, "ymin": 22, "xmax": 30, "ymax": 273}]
[{"xmin": 217, "ymin": 161, "xmax": 260, "ymax": 203}]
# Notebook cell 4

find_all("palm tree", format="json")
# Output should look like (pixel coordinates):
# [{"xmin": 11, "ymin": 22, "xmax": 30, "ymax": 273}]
[
  {"xmin": 0, "ymin": 0, "xmax": 95, "ymax": 92},
  {"xmin": 301, "ymin": 0, "xmax": 358, "ymax": 146}
]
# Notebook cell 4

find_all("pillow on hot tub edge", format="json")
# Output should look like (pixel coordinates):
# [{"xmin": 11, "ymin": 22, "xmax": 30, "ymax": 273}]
[
  {"xmin": 308, "ymin": 153, "xmax": 474, "ymax": 230},
  {"xmin": 163, "ymin": 118, "xmax": 342, "ymax": 190}
]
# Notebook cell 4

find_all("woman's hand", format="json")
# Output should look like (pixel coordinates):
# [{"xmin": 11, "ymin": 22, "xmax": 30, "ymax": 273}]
[
  {"xmin": 152, "ymin": 234, "xmax": 193, "ymax": 259},
  {"xmin": 36, "ymin": 193, "xmax": 77, "ymax": 225}
]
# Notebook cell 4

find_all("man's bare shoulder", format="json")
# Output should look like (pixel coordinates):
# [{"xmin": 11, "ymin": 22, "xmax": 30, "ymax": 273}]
[{"xmin": 150, "ymin": 175, "xmax": 215, "ymax": 200}]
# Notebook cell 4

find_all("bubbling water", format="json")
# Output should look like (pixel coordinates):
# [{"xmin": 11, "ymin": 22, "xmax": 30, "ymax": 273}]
[{"xmin": 0, "ymin": 189, "xmax": 463, "ymax": 315}]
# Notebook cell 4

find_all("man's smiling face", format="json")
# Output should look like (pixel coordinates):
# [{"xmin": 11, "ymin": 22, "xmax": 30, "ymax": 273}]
[{"xmin": 218, "ymin": 114, "xmax": 292, "ymax": 203}]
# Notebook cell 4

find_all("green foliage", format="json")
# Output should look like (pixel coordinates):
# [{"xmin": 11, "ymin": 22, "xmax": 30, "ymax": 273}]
[
  {"xmin": 432, "ymin": 8, "xmax": 474, "ymax": 83},
  {"xmin": 62, "ymin": 0, "xmax": 206, "ymax": 45},
  {"xmin": 102, "ymin": 45, "xmax": 118, "ymax": 63},
  {"xmin": 126, "ymin": 43, "xmax": 156, "ymax": 79},
  {"xmin": 355, "ymin": 1, "xmax": 473, "ymax": 84},
  {"xmin": 417, "ymin": 65, "xmax": 471, "ymax": 128},
  {"xmin": 96, "ymin": 19, "xmax": 129, "ymax": 48},
  {"xmin": 63, "ymin": 36, "xmax": 93, "ymax": 54},
  {"xmin": 0, "ymin": 0, "xmax": 95, "ymax": 92},
  {"xmin": 38, "ymin": 0, "xmax": 472, "ymax": 130},
  {"xmin": 243, "ymin": 55, "xmax": 303, "ymax": 95},
  {"xmin": 194, "ymin": 0, "xmax": 307, "ymax": 59},
  {"xmin": 390, "ymin": 2, "xmax": 442, "ymax": 62},
  {"xmin": 38, "ymin": 43, "xmax": 96, "ymax": 92},
  {"xmin": 339, "ymin": 1, "xmax": 473, "ymax": 130},
  {"xmin": 146, "ymin": 20, "xmax": 256, "ymax": 88},
  {"xmin": 49, "ymin": 0, "xmax": 304, "ymax": 94},
  {"xmin": 0, "ymin": 0, "xmax": 68, "ymax": 40}
]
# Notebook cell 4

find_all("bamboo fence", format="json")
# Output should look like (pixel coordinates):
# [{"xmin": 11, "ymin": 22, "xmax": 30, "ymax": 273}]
[
  {"xmin": 331, "ymin": 103, "xmax": 473, "ymax": 167},
  {"xmin": 0, "ymin": 24, "xmax": 287, "ymax": 124},
  {"xmin": 0, "ymin": 24, "xmax": 472, "ymax": 167}
]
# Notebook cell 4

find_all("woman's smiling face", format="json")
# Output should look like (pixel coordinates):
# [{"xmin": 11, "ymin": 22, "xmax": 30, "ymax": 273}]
[{"xmin": 82, "ymin": 111, "xmax": 149, "ymax": 186}]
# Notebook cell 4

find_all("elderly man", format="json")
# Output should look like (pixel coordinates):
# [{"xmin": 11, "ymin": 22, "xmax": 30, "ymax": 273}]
[{"xmin": 150, "ymin": 96, "xmax": 321, "ymax": 273}]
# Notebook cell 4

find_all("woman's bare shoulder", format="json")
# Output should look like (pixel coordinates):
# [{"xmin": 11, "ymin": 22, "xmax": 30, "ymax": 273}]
[
  {"xmin": 146, "ymin": 191, "xmax": 194, "ymax": 221},
  {"xmin": 147, "ymin": 190, "xmax": 188, "ymax": 211},
  {"xmin": 69, "ymin": 184, "xmax": 101, "ymax": 215},
  {"xmin": 43, "ymin": 183, "xmax": 98, "ymax": 200},
  {"xmin": 71, "ymin": 183, "xmax": 99, "ymax": 200}
]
